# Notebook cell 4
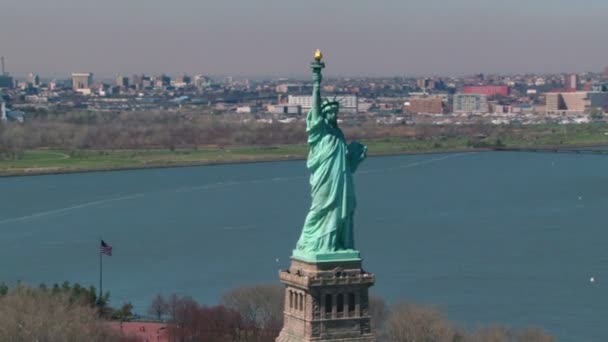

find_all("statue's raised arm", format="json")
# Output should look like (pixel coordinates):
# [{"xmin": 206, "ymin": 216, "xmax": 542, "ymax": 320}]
[{"xmin": 310, "ymin": 49, "xmax": 324, "ymax": 123}]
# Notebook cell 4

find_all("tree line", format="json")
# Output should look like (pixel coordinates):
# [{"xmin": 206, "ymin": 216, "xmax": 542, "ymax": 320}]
[
  {"xmin": 0, "ymin": 280, "xmax": 555, "ymax": 341},
  {"xmin": 0, "ymin": 110, "xmax": 527, "ymax": 160},
  {"xmin": 146, "ymin": 285, "xmax": 554, "ymax": 342}
]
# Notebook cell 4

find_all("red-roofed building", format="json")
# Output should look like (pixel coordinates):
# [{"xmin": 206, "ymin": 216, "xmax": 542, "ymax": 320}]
[
  {"xmin": 462, "ymin": 85, "xmax": 509, "ymax": 97},
  {"xmin": 109, "ymin": 322, "xmax": 168, "ymax": 342}
]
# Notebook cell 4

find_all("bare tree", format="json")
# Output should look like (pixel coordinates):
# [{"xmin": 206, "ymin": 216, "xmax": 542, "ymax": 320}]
[
  {"xmin": 220, "ymin": 284, "xmax": 284, "ymax": 340},
  {"xmin": 148, "ymin": 293, "xmax": 168, "ymax": 321},
  {"xmin": 167, "ymin": 293, "xmax": 181, "ymax": 322},
  {"xmin": 0, "ymin": 124, "xmax": 25, "ymax": 159},
  {"xmin": 168, "ymin": 301, "xmax": 243, "ymax": 342},
  {"xmin": 369, "ymin": 294, "xmax": 388, "ymax": 337},
  {"xmin": 517, "ymin": 327, "xmax": 555, "ymax": 342},
  {"xmin": 468, "ymin": 325, "xmax": 512, "ymax": 342},
  {"xmin": 468, "ymin": 325, "xmax": 555, "ymax": 342},
  {"xmin": 385, "ymin": 302, "xmax": 459, "ymax": 342},
  {"xmin": 0, "ymin": 285, "xmax": 135, "ymax": 342}
]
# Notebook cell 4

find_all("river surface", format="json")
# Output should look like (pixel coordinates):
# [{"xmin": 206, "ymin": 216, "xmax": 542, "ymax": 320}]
[{"xmin": 1, "ymin": 151, "xmax": 608, "ymax": 340}]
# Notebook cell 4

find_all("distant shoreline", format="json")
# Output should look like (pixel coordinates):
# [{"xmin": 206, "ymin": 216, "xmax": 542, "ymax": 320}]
[
  {"xmin": 2, "ymin": 142, "xmax": 608, "ymax": 178},
  {"xmin": 0, "ymin": 148, "xmax": 481, "ymax": 178}
]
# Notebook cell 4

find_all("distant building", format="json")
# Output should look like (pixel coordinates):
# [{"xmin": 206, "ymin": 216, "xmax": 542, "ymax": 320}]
[
  {"xmin": 236, "ymin": 106, "xmax": 256, "ymax": 114},
  {"xmin": 172, "ymin": 74, "xmax": 192, "ymax": 88},
  {"xmin": 132, "ymin": 74, "xmax": 143, "ymax": 89},
  {"xmin": 194, "ymin": 75, "xmax": 211, "ymax": 89},
  {"xmin": 1, "ymin": 100, "xmax": 6, "ymax": 121},
  {"xmin": 142, "ymin": 77, "xmax": 153, "ymax": 89},
  {"xmin": 0, "ymin": 56, "xmax": 14, "ymax": 89},
  {"xmin": 407, "ymin": 96, "xmax": 444, "ymax": 114},
  {"xmin": 453, "ymin": 94, "xmax": 489, "ymax": 113},
  {"xmin": 154, "ymin": 75, "xmax": 171, "ymax": 89},
  {"xmin": 116, "ymin": 75, "xmax": 129, "ymax": 88},
  {"xmin": 565, "ymin": 74, "xmax": 578, "ymax": 90},
  {"xmin": 6, "ymin": 109, "xmax": 25, "ymax": 123},
  {"xmin": 526, "ymin": 89, "xmax": 538, "ymax": 95},
  {"xmin": 462, "ymin": 86, "xmax": 509, "ymax": 97},
  {"xmin": 72, "ymin": 73, "xmax": 93, "ymax": 92},
  {"xmin": 546, "ymin": 91, "xmax": 608, "ymax": 114},
  {"xmin": 25, "ymin": 95, "xmax": 48, "ymax": 103},
  {"xmin": 0, "ymin": 75, "xmax": 14, "ymax": 89},
  {"xmin": 1, "ymin": 101, "xmax": 25, "ymax": 122},
  {"xmin": 276, "ymin": 84, "xmax": 312, "ymax": 94},
  {"xmin": 175, "ymin": 74, "xmax": 191, "ymax": 84},
  {"xmin": 27, "ymin": 73, "xmax": 41, "ymax": 87},
  {"xmin": 288, "ymin": 95, "xmax": 358, "ymax": 113},
  {"xmin": 416, "ymin": 78, "xmax": 435, "ymax": 90},
  {"xmin": 270, "ymin": 104, "xmax": 302, "ymax": 115}
]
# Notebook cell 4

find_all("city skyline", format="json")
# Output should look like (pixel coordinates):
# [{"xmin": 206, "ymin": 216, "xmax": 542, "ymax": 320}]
[{"xmin": 1, "ymin": 0, "xmax": 607, "ymax": 77}]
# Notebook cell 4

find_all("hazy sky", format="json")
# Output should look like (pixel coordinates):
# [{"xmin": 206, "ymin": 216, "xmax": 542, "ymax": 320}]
[{"xmin": 1, "ymin": 0, "xmax": 607, "ymax": 78}]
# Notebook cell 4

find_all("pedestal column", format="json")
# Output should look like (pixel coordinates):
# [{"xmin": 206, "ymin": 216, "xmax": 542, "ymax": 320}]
[{"xmin": 276, "ymin": 258, "xmax": 376, "ymax": 342}]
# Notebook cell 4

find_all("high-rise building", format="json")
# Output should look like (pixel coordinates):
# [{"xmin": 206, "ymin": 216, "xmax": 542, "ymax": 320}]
[
  {"xmin": 603, "ymin": 66, "xmax": 608, "ymax": 79},
  {"xmin": 131, "ymin": 74, "xmax": 143, "ymax": 89},
  {"xmin": 175, "ymin": 74, "xmax": 191, "ymax": 85},
  {"xmin": 416, "ymin": 78, "xmax": 435, "ymax": 90},
  {"xmin": 154, "ymin": 74, "xmax": 171, "ymax": 89},
  {"xmin": 566, "ymin": 74, "xmax": 578, "ymax": 90},
  {"xmin": 116, "ymin": 75, "xmax": 129, "ymax": 88},
  {"xmin": 27, "ymin": 73, "xmax": 41, "ymax": 87},
  {"xmin": 72, "ymin": 73, "xmax": 93, "ymax": 92},
  {"xmin": 453, "ymin": 94, "xmax": 488, "ymax": 113},
  {"xmin": 0, "ymin": 57, "xmax": 13, "ymax": 89},
  {"xmin": 0, "ymin": 75, "xmax": 13, "ymax": 89}
]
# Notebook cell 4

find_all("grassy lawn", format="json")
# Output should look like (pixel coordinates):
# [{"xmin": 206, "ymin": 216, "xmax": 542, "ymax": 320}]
[
  {"xmin": 0, "ymin": 139, "xmax": 470, "ymax": 176},
  {"xmin": 3, "ymin": 125, "xmax": 608, "ymax": 176},
  {"xmin": 0, "ymin": 146, "xmax": 311, "ymax": 175}
]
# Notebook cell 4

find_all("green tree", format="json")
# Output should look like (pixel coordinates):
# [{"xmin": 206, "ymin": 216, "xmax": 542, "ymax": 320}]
[{"xmin": 590, "ymin": 108, "xmax": 604, "ymax": 120}]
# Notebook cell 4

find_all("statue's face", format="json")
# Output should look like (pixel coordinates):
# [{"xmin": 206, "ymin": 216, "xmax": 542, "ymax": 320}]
[
  {"xmin": 323, "ymin": 103, "xmax": 339, "ymax": 126},
  {"xmin": 326, "ymin": 109, "xmax": 337, "ymax": 122}
]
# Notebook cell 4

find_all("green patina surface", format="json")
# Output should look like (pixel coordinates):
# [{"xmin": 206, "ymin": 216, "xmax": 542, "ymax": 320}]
[
  {"xmin": 292, "ymin": 53, "xmax": 365, "ymax": 262},
  {"xmin": 292, "ymin": 249, "xmax": 361, "ymax": 263}
]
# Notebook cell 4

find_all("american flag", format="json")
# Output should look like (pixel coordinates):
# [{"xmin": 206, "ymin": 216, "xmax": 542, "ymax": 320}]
[{"xmin": 100, "ymin": 240, "xmax": 113, "ymax": 256}]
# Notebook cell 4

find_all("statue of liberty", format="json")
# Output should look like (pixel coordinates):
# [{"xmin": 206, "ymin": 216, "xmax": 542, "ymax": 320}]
[{"xmin": 293, "ymin": 50, "xmax": 367, "ymax": 262}]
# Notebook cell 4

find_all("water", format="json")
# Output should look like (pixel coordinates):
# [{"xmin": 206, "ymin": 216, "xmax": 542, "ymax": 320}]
[{"xmin": 1, "ymin": 151, "xmax": 608, "ymax": 341}]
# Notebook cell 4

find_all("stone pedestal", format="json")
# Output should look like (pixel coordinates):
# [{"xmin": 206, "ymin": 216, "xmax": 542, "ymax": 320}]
[{"xmin": 276, "ymin": 258, "xmax": 376, "ymax": 342}]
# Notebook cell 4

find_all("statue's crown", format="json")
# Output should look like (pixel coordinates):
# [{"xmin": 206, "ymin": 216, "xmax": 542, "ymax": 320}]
[{"xmin": 321, "ymin": 97, "xmax": 340, "ymax": 110}]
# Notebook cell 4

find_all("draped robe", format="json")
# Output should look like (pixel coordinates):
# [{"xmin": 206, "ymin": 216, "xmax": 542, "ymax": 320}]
[{"xmin": 295, "ymin": 108, "xmax": 365, "ymax": 254}]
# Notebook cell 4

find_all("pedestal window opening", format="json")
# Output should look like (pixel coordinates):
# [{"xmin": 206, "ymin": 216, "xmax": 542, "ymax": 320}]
[
  {"xmin": 325, "ymin": 294, "xmax": 332, "ymax": 316},
  {"xmin": 337, "ymin": 293, "xmax": 344, "ymax": 315},
  {"xmin": 289, "ymin": 290, "xmax": 293, "ymax": 309},
  {"xmin": 348, "ymin": 293, "xmax": 355, "ymax": 316}
]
